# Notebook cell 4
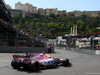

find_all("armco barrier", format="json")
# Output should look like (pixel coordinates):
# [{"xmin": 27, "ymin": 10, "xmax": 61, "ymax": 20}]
[{"xmin": 0, "ymin": 46, "xmax": 50, "ymax": 53}]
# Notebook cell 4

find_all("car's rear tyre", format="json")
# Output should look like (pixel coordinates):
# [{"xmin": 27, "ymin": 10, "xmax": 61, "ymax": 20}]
[
  {"xmin": 11, "ymin": 60, "xmax": 20, "ymax": 69},
  {"xmin": 29, "ymin": 61, "xmax": 40, "ymax": 72},
  {"xmin": 62, "ymin": 59, "xmax": 70, "ymax": 67}
]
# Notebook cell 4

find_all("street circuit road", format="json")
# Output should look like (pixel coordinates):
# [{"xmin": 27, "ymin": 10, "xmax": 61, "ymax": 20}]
[{"xmin": 0, "ymin": 48, "xmax": 100, "ymax": 75}]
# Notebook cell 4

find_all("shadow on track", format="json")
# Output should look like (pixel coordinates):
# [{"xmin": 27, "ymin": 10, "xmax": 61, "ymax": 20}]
[{"xmin": 15, "ymin": 66, "xmax": 59, "ymax": 73}]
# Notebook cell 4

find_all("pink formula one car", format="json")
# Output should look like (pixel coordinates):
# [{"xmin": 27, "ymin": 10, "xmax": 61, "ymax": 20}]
[{"xmin": 11, "ymin": 53, "xmax": 72, "ymax": 72}]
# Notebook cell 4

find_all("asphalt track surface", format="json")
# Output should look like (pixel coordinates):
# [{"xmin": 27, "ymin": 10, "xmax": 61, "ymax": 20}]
[{"xmin": 0, "ymin": 48, "xmax": 100, "ymax": 75}]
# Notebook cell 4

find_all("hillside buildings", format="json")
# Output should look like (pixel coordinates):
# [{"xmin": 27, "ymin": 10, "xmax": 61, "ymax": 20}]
[
  {"xmin": 15, "ymin": 2, "xmax": 67, "ymax": 16},
  {"xmin": 15, "ymin": 2, "xmax": 37, "ymax": 13},
  {"xmin": 37, "ymin": 8, "xmax": 58, "ymax": 15},
  {"xmin": 38, "ymin": 8, "xmax": 44, "ymax": 15},
  {"xmin": 44, "ymin": 8, "xmax": 58, "ymax": 15},
  {"xmin": 7, "ymin": 2, "xmax": 100, "ymax": 18},
  {"xmin": 58, "ymin": 10, "xmax": 67, "ymax": 16},
  {"xmin": 67, "ymin": 10, "xmax": 100, "ymax": 17}
]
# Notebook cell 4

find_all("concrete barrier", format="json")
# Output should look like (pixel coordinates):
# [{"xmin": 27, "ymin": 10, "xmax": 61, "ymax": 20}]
[
  {"xmin": 65, "ymin": 47, "xmax": 96, "ymax": 55},
  {"xmin": 0, "ymin": 46, "xmax": 50, "ymax": 53},
  {"xmin": 95, "ymin": 50, "xmax": 100, "ymax": 55}
]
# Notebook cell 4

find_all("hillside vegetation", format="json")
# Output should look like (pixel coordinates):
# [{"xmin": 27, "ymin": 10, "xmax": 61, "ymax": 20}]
[{"xmin": 13, "ymin": 14, "xmax": 100, "ymax": 36}]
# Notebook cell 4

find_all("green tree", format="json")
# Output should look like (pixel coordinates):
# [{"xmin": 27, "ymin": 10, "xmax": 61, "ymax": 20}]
[
  {"xmin": 60, "ymin": 24, "xmax": 65, "ymax": 31},
  {"xmin": 17, "ymin": 24, "xmax": 21, "ymax": 29},
  {"xmin": 89, "ymin": 18, "xmax": 98, "ymax": 28},
  {"xmin": 13, "ymin": 13, "xmax": 100, "ymax": 36},
  {"xmin": 29, "ymin": 21, "xmax": 35, "ymax": 30},
  {"xmin": 13, "ymin": 15, "xmax": 21, "ymax": 24},
  {"xmin": 49, "ymin": 28, "xmax": 56, "ymax": 34},
  {"xmin": 35, "ymin": 22, "xmax": 41, "ymax": 28},
  {"xmin": 24, "ymin": 21, "xmax": 29, "ymax": 25},
  {"xmin": 76, "ymin": 20, "xmax": 85, "ymax": 30},
  {"xmin": 18, "ymin": 20, "xmax": 22, "ymax": 25},
  {"xmin": 49, "ymin": 14, "xmax": 55, "ymax": 19}
]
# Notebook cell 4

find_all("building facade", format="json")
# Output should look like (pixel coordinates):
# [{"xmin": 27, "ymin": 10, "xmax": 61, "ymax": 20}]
[
  {"xmin": 15, "ymin": 2, "xmax": 67, "ymax": 16},
  {"xmin": 37, "ymin": 8, "xmax": 58, "ymax": 16},
  {"xmin": 58, "ymin": 10, "xmax": 67, "ymax": 16},
  {"xmin": 13, "ymin": 2, "xmax": 100, "ymax": 17},
  {"xmin": 15, "ymin": 2, "xmax": 37, "ymax": 13},
  {"xmin": 51, "ymin": 8, "xmax": 58, "ymax": 15},
  {"xmin": 6, "ymin": 4, "xmax": 12, "ymax": 9},
  {"xmin": 38, "ymin": 8, "xmax": 44, "ymax": 15},
  {"xmin": 68, "ymin": 10, "xmax": 100, "ymax": 17},
  {"xmin": 10, "ymin": 9, "xmax": 25, "ymax": 18},
  {"xmin": 44, "ymin": 8, "xmax": 58, "ymax": 15},
  {"xmin": 83, "ymin": 11, "xmax": 100, "ymax": 17}
]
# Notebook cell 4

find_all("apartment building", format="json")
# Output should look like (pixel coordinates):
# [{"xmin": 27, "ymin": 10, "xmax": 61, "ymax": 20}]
[
  {"xmin": 68, "ymin": 10, "xmax": 100, "ymax": 17},
  {"xmin": 38, "ymin": 8, "xmax": 44, "ymax": 15},
  {"xmin": 62, "ymin": 10, "xmax": 67, "ymax": 14},
  {"xmin": 15, "ymin": 2, "xmax": 37, "ymax": 13},
  {"xmin": 73, "ymin": 11, "xmax": 83, "ymax": 17},
  {"xmin": 52, "ymin": 8, "xmax": 58, "ymax": 15},
  {"xmin": 6, "ymin": 4, "xmax": 12, "ymax": 9},
  {"xmin": 44, "ymin": 8, "xmax": 58, "ymax": 15},
  {"xmin": 57, "ymin": 11, "xmax": 62, "ymax": 16},
  {"xmin": 58, "ymin": 10, "xmax": 67, "ymax": 16},
  {"xmin": 83, "ymin": 11, "xmax": 100, "ymax": 17}
]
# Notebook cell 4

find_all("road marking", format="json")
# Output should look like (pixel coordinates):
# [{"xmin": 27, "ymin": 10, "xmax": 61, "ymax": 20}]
[
  {"xmin": 85, "ymin": 73, "xmax": 100, "ymax": 75},
  {"xmin": 0, "ymin": 60, "xmax": 10, "ymax": 62},
  {"xmin": 0, "ymin": 64, "xmax": 10, "ymax": 69}
]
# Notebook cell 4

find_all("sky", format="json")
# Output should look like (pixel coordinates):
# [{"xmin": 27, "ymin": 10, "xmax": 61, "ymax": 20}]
[{"xmin": 4, "ymin": 0, "xmax": 100, "ymax": 12}]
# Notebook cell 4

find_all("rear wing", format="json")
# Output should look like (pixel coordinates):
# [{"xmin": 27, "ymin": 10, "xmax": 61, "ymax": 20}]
[{"xmin": 13, "ymin": 55, "xmax": 25, "ymax": 62}]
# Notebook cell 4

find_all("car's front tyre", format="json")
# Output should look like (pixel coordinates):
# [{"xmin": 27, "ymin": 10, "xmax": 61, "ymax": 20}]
[{"xmin": 62, "ymin": 59, "xmax": 71, "ymax": 67}]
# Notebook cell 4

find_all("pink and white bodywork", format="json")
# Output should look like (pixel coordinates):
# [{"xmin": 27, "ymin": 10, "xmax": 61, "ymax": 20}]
[{"xmin": 11, "ymin": 53, "xmax": 72, "ymax": 71}]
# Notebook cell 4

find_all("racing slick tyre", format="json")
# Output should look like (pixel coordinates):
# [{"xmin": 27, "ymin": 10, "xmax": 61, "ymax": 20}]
[
  {"xmin": 11, "ymin": 60, "xmax": 20, "ymax": 69},
  {"xmin": 62, "ymin": 59, "xmax": 70, "ymax": 67},
  {"xmin": 29, "ymin": 61, "xmax": 40, "ymax": 72}
]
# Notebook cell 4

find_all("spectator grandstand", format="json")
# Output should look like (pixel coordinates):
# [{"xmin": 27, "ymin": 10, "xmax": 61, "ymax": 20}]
[{"xmin": 0, "ymin": 0, "xmax": 45, "ymax": 48}]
